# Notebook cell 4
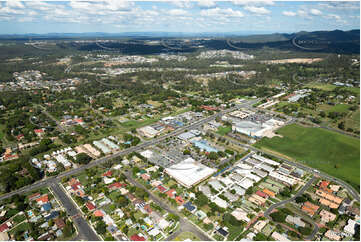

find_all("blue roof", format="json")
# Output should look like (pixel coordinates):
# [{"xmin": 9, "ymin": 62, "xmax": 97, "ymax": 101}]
[
  {"xmin": 192, "ymin": 140, "xmax": 218, "ymax": 153},
  {"xmin": 42, "ymin": 203, "xmax": 52, "ymax": 211},
  {"xmin": 184, "ymin": 201, "xmax": 196, "ymax": 212},
  {"xmin": 45, "ymin": 211, "xmax": 59, "ymax": 221}
]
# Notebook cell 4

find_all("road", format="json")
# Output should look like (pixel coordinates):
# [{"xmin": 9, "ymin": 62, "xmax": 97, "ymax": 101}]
[
  {"xmin": 50, "ymin": 183, "xmax": 101, "ymax": 241},
  {"xmin": 264, "ymin": 176, "xmax": 318, "ymax": 240},
  {"xmin": 0, "ymin": 98, "xmax": 258, "ymax": 203},
  {"xmin": 124, "ymin": 172, "xmax": 213, "ymax": 241},
  {"xmin": 37, "ymin": 104, "xmax": 66, "ymax": 132}
]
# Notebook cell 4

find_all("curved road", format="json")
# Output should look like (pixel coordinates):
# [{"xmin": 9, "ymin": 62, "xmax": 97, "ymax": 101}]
[{"xmin": 264, "ymin": 176, "xmax": 318, "ymax": 240}]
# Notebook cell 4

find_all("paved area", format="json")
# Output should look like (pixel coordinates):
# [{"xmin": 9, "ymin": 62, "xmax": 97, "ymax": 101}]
[
  {"xmin": 264, "ymin": 176, "xmax": 318, "ymax": 240},
  {"xmin": 50, "ymin": 183, "xmax": 100, "ymax": 241},
  {"xmin": 124, "ymin": 172, "xmax": 213, "ymax": 241}
]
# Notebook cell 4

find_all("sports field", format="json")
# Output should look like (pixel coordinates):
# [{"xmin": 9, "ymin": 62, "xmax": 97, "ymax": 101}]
[{"xmin": 255, "ymin": 124, "xmax": 360, "ymax": 189}]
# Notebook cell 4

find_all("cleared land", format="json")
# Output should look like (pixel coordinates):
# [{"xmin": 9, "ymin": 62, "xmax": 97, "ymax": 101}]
[
  {"xmin": 173, "ymin": 232, "xmax": 200, "ymax": 241},
  {"xmin": 216, "ymin": 125, "xmax": 232, "ymax": 136},
  {"xmin": 255, "ymin": 124, "xmax": 360, "ymax": 189}
]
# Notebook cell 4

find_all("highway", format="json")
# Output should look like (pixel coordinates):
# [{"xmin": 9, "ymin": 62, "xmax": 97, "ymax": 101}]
[
  {"xmin": 0, "ymin": 99, "xmax": 257, "ymax": 202},
  {"xmin": 124, "ymin": 172, "xmax": 213, "ymax": 241},
  {"xmin": 264, "ymin": 176, "xmax": 318, "ymax": 240},
  {"xmin": 50, "ymin": 183, "xmax": 101, "ymax": 241}
]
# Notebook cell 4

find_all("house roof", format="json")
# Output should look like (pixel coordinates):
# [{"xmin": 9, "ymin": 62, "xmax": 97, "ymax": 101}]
[
  {"xmin": 217, "ymin": 227, "xmax": 229, "ymax": 236},
  {"xmin": 184, "ymin": 201, "xmax": 196, "ymax": 212},
  {"xmin": 108, "ymin": 182, "xmax": 127, "ymax": 190},
  {"xmin": 157, "ymin": 185, "xmax": 167, "ymax": 193},
  {"xmin": 94, "ymin": 210, "xmax": 104, "ymax": 217},
  {"xmin": 130, "ymin": 234, "xmax": 146, "ymax": 241},
  {"xmin": 102, "ymin": 170, "xmax": 112, "ymax": 177},
  {"xmin": 165, "ymin": 189, "xmax": 176, "ymax": 198},
  {"xmin": 0, "ymin": 223, "xmax": 8, "ymax": 232},
  {"xmin": 255, "ymin": 190, "xmax": 268, "ymax": 198},
  {"xmin": 86, "ymin": 202, "xmax": 96, "ymax": 211},
  {"xmin": 36, "ymin": 194, "xmax": 49, "ymax": 204},
  {"xmin": 42, "ymin": 203, "xmax": 52, "ymax": 211},
  {"xmin": 55, "ymin": 218, "xmax": 65, "ymax": 229},
  {"xmin": 175, "ymin": 196, "xmax": 184, "ymax": 205}
]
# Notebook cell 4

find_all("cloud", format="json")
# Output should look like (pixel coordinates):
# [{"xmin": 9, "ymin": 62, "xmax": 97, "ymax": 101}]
[
  {"xmin": 232, "ymin": 0, "xmax": 274, "ymax": 6},
  {"xmin": 6, "ymin": 0, "xmax": 24, "ymax": 9},
  {"xmin": 172, "ymin": 1, "xmax": 192, "ymax": 9},
  {"xmin": 326, "ymin": 14, "xmax": 341, "ymax": 21},
  {"xmin": 310, "ymin": 9, "xmax": 322, "ymax": 16},
  {"xmin": 318, "ymin": 2, "xmax": 359, "ymax": 10},
  {"xmin": 282, "ymin": 11, "xmax": 296, "ymax": 17},
  {"xmin": 244, "ymin": 6, "xmax": 270, "ymax": 15},
  {"xmin": 168, "ymin": 9, "xmax": 188, "ymax": 16},
  {"xmin": 200, "ymin": 7, "xmax": 244, "ymax": 17},
  {"xmin": 197, "ymin": 0, "xmax": 216, "ymax": 8}
]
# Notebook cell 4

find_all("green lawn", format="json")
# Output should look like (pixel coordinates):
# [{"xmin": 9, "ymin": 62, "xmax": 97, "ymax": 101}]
[
  {"xmin": 305, "ymin": 82, "xmax": 336, "ymax": 91},
  {"xmin": 173, "ymin": 232, "xmax": 201, "ymax": 241},
  {"xmin": 12, "ymin": 213, "xmax": 27, "ymax": 224},
  {"xmin": 255, "ymin": 124, "xmax": 360, "ymax": 189},
  {"xmin": 216, "ymin": 125, "xmax": 232, "ymax": 136}
]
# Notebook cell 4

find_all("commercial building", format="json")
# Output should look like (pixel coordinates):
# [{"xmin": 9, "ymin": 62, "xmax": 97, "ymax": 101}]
[
  {"xmin": 269, "ymin": 171, "xmax": 297, "ymax": 186},
  {"xmin": 165, "ymin": 158, "xmax": 216, "ymax": 188}
]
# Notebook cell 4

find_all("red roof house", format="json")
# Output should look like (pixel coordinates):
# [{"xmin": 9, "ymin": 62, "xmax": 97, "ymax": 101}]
[
  {"xmin": 130, "ymin": 234, "xmax": 146, "ymax": 241},
  {"xmin": 102, "ymin": 170, "xmax": 112, "ymax": 177},
  {"xmin": 0, "ymin": 223, "xmax": 9, "ymax": 232},
  {"xmin": 319, "ymin": 180, "xmax": 330, "ymax": 190},
  {"xmin": 86, "ymin": 202, "xmax": 96, "ymax": 211},
  {"xmin": 165, "ymin": 189, "xmax": 176, "ymax": 199},
  {"xmin": 36, "ymin": 194, "xmax": 49, "ymax": 204},
  {"xmin": 256, "ymin": 191, "xmax": 268, "ymax": 199},
  {"xmin": 93, "ymin": 210, "xmax": 104, "ymax": 217},
  {"xmin": 175, "ymin": 196, "xmax": 185, "ymax": 205},
  {"xmin": 108, "ymin": 182, "xmax": 127, "ymax": 190},
  {"xmin": 157, "ymin": 185, "xmax": 167, "ymax": 193},
  {"xmin": 141, "ymin": 174, "xmax": 150, "ymax": 181}
]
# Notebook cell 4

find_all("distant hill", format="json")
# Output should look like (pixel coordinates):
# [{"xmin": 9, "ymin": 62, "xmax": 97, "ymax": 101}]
[{"xmin": 0, "ymin": 29, "xmax": 358, "ymax": 54}]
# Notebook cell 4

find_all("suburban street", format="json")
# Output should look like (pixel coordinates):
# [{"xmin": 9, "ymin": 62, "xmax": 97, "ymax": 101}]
[
  {"xmin": 124, "ymin": 171, "xmax": 213, "ymax": 241},
  {"xmin": 50, "ymin": 183, "xmax": 101, "ymax": 241},
  {"xmin": 264, "ymin": 176, "xmax": 318, "ymax": 240},
  {"xmin": 0, "ymin": 98, "xmax": 259, "ymax": 202}
]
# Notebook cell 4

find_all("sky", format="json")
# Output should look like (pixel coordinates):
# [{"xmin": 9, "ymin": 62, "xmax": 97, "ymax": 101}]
[{"xmin": 0, "ymin": 0, "xmax": 359, "ymax": 34}]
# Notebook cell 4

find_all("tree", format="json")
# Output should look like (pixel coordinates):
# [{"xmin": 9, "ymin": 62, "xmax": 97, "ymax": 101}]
[
  {"xmin": 194, "ymin": 193, "xmax": 209, "ymax": 207},
  {"xmin": 183, "ymin": 149, "xmax": 191, "ymax": 155},
  {"xmin": 208, "ymin": 152, "xmax": 218, "ymax": 160},
  {"xmin": 75, "ymin": 153, "xmax": 92, "ymax": 164},
  {"xmin": 95, "ymin": 221, "xmax": 107, "ymax": 235},
  {"xmin": 338, "ymin": 121, "xmax": 345, "ymax": 130},
  {"xmin": 270, "ymin": 211, "xmax": 287, "ymax": 223},
  {"xmin": 254, "ymin": 233, "xmax": 268, "ymax": 241},
  {"xmin": 295, "ymin": 196, "xmax": 307, "ymax": 204}
]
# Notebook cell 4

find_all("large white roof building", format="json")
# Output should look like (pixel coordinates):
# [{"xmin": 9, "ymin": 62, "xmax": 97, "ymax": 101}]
[{"xmin": 165, "ymin": 158, "xmax": 216, "ymax": 188}]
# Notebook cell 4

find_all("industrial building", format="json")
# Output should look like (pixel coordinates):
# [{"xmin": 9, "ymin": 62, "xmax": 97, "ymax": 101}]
[{"xmin": 165, "ymin": 158, "xmax": 216, "ymax": 188}]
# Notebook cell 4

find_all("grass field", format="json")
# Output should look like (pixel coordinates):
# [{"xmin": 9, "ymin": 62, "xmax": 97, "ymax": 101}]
[
  {"xmin": 306, "ymin": 82, "xmax": 336, "ymax": 91},
  {"xmin": 173, "ymin": 232, "xmax": 200, "ymax": 241},
  {"xmin": 255, "ymin": 124, "xmax": 360, "ymax": 189},
  {"xmin": 216, "ymin": 125, "xmax": 232, "ymax": 136}
]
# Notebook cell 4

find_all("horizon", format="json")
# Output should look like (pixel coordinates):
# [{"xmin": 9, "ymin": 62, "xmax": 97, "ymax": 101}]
[{"xmin": 0, "ymin": 1, "xmax": 359, "ymax": 34}]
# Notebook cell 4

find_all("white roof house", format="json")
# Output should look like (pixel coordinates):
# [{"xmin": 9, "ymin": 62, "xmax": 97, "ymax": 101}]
[
  {"xmin": 269, "ymin": 171, "xmax": 296, "ymax": 186},
  {"xmin": 344, "ymin": 219, "xmax": 358, "ymax": 235},
  {"xmin": 239, "ymin": 178, "xmax": 254, "ymax": 190},
  {"xmin": 165, "ymin": 158, "xmax": 216, "ymax": 188},
  {"xmin": 213, "ymin": 197, "xmax": 228, "ymax": 208},
  {"xmin": 252, "ymin": 154, "xmax": 280, "ymax": 166}
]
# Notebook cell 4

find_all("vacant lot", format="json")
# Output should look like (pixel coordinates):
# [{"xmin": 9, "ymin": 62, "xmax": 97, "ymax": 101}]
[
  {"xmin": 255, "ymin": 124, "xmax": 360, "ymax": 189},
  {"xmin": 173, "ymin": 232, "xmax": 200, "ymax": 241}
]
